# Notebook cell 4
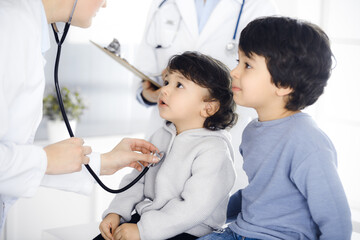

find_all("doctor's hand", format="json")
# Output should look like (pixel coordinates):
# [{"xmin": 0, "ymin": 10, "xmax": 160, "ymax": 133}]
[
  {"xmin": 99, "ymin": 213, "xmax": 121, "ymax": 240},
  {"xmin": 44, "ymin": 137, "xmax": 91, "ymax": 175},
  {"xmin": 141, "ymin": 80, "xmax": 161, "ymax": 103},
  {"xmin": 100, "ymin": 138, "xmax": 160, "ymax": 175},
  {"xmin": 113, "ymin": 223, "xmax": 140, "ymax": 240}
]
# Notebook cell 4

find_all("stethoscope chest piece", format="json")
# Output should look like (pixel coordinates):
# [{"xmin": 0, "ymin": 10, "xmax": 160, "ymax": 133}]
[
  {"xmin": 226, "ymin": 41, "xmax": 237, "ymax": 52},
  {"xmin": 149, "ymin": 151, "xmax": 166, "ymax": 167}
]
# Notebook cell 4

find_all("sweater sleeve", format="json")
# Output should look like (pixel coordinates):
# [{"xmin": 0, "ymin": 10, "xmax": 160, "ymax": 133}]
[
  {"xmin": 102, "ymin": 169, "xmax": 146, "ymax": 221},
  {"xmin": 292, "ymin": 149, "xmax": 352, "ymax": 240},
  {"xmin": 137, "ymin": 147, "xmax": 236, "ymax": 240}
]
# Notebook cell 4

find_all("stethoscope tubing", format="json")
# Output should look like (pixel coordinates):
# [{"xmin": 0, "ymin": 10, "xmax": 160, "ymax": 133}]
[
  {"xmin": 155, "ymin": 0, "xmax": 245, "ymax": 50},
  {"xmin": 51, "ymin": 23, "xmax": 153, "ymax": 194},
  {"xmin": 232, "ymin": 0, "xmax": 245, "ymax": 41}
]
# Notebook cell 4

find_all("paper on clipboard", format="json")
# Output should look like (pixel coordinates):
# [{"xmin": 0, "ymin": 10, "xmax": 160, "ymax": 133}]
[{"xmin": 90, "ymin": 40, "xmax": 161, "ymax": 88}]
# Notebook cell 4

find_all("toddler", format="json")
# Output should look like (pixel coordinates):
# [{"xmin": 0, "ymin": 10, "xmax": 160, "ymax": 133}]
[{"xmin": 96, "ymin": 51, "xmax": 238, "ymax": 240}]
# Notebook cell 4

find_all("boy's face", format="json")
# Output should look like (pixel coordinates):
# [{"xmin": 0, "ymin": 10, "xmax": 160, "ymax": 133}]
[
  {"xmin": 158, "ymin": 71, "xmax": 210, "ymax": 131},
  {"xmin": 231, "ymin": 49, "xmax": 278, "ymax": 111}
]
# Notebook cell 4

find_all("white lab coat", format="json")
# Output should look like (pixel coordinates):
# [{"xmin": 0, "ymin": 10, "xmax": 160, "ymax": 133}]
[
  {"xmin": 136, "ymin": 0, "xmax": 278, "ymax": 76},
  {"xmin": 134, "ymin": 0, "xmax": 278, "ymax": 191},
  {"xmin": 0, "ymin": 0, "xmax": 100, "ymax": 232}
]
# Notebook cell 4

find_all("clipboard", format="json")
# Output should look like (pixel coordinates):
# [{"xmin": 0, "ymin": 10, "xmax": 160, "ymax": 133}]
[{"xmin": 90, "ymin": 40, "xmax": 161, "ymax": 88}]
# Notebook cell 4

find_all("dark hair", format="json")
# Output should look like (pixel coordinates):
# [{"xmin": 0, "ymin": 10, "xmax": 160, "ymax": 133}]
[
  {"xmin": 167, "ymin": 51, "xmax": 238, "ymax": 130},
  {"xmin": 239, "ymin": 17, "xmax": 334, "ymax": 110}
]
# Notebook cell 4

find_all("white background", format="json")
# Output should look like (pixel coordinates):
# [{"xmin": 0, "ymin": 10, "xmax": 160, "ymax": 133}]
[{"xmin": 2, "ymin": 0, "xmax": 360, "ymax": 239}]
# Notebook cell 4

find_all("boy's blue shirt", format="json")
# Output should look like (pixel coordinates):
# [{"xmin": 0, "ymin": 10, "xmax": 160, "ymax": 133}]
[{"xmin": 229, "ymin": 112, "xmax": 352, "ymax": 240}]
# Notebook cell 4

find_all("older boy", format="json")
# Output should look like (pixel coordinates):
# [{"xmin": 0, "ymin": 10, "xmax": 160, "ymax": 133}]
[{"xmin": 200, "ymin": 17, "xmax": 352, "ymax": 240}]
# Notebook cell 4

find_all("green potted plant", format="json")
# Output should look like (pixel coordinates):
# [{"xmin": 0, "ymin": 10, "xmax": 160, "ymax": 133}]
[{"xmin": 43, "ymin": 87, "xmax": 86, "ymax": 142}]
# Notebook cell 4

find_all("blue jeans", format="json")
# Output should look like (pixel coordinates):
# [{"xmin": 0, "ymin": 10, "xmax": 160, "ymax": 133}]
[{"xmin": 198, "ymin": 227, "xmax": 260, "ymax": 240}]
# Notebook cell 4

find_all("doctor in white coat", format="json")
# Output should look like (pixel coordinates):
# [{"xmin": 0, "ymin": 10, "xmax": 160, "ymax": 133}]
[
  {"xmin": 134, "ymin": 0, "xmax": 278, "ymax": 190},
  {"xmin": 0, "ymin": 0, "xmax": 160, "ymax": 233}
]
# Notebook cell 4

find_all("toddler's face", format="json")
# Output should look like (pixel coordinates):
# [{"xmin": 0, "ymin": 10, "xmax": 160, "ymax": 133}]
[
  {"xmin": 230, "ymin": 49, "xmax": 276, "ymax": 110},
  {"xmin": 158, "ymin": 71, "xmax": 209, "ymax": 130}
]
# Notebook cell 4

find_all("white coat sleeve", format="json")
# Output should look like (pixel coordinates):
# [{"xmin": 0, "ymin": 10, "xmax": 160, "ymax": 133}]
[
  {"xmin": 41, "ymin": 152, "xmax": 100, "ymax": 195},
  {"xmin": 0, "ymin": 141, "xmax": 47, "ymax": 198},
  {"xmin": 0, "ymin": 7, "xmax": 47, "ymax": 198}
]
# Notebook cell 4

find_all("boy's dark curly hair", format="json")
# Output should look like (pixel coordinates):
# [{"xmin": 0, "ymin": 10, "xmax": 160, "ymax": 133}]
[
  {"xmin": 239, "ymin": 17, "xmax": 333, "ymax": 110},
  {"xmin": 167, "ymin": 51, "xmax": 238, "ymax": 130}
]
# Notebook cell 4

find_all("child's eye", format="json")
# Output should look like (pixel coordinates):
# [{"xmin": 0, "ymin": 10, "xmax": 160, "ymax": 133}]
[
  {"xmin": 236, "ymin": 59, "xmax": 239, "ymax": 63},
  {"xmin": 176, "ymin": 82, "xmax": 184, "ymax": 88},
  {"xmin": 163, "ymin": 80, "xmax": 169, "ymax": 86},
  {"xmin": 245, "ymin": 63, "xmax": 252, "ymax": 69}
]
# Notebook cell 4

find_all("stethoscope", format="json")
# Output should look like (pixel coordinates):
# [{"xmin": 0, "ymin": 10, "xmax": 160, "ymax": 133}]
[
  {"xmin": 226, "ymin": 0, "xmax": 245, "ymax": 52},
  {"xmin": 155, "ymin": 0, "xmax": 245, "ymax": 52},
  {"xmin": 51, "ymin": 0, "xmax": 165, "ymax": 194}
]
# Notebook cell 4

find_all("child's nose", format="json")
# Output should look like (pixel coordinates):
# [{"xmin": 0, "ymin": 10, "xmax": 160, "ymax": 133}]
[
  {"xmin": 230, "ymin": 66, "xmax": 241, "ymax": 80},
  {"xmin": 160, "ymin": 85, "xmax": 169, "ymax": 96}
]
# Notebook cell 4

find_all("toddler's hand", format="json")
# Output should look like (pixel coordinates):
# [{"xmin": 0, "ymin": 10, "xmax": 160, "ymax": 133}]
[
  {"xmin": 99, "ymin": 213, "xmax": 121, "ymax": 240},
  {"xmin": 113, "ymin": 223, "xmax": 140, "ymax": 240}
]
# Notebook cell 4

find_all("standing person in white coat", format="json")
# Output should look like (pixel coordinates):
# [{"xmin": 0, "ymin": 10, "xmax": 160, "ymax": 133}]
[
  {"xmin": 134, "ymin": 0, "xmax": 278, "ymax": 190},
  {"xmin": 0, "ymin": 0, "xmax": 160, "ymax": 233}
]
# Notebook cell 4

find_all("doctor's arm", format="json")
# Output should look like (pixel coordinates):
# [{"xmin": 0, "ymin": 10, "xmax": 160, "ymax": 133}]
[
  {"xmin": 136, "ymin": 68, "xmax": 167, "ymax": 106},
  {"xmin": 0, "ymin": 141, "xmax": 47, "ymax": 198},
  {"xmin": 100, "ymin": 137, "xmax": 160, "ymax": 175},
  {"xmin": 137, "ymin": 80, "xmax": 160, "ymax": 106},
  {"xmin": 41, "ymin": 138, "xmax": 159, "ymax": 195},
  {"xmin": 0, "ymin": 107, "xmax": 90, "ymax": 197},
  {"xmin": 43, "ymin": 137, "xmax": 91, "ymax": 174}
]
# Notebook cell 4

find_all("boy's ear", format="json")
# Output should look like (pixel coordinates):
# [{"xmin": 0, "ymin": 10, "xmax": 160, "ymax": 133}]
[
  {"xmin": 201, "ymin": 101, "xmax": 220, "ymax": 118},
  {"xmin": 276, "ymin": 86, "xmax": 293, "ymax": 97}
]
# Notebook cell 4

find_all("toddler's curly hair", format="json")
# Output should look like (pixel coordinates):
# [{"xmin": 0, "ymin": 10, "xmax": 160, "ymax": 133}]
[{"xmin": 167, "ymin": 51, "xmax": 238, "ymax": 130}]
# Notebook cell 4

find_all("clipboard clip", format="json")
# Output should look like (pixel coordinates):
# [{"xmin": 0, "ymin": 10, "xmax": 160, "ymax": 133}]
[
  {"xmin": 105, "ymin": 38, "xmax": 121, "ymax": 57},
  {"xmin": 90, "ymin": 39, "xmax": 162, "ymax": 88}
]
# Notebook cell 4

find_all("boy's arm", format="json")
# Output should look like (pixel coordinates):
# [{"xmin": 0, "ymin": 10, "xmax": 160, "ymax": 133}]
[
  {"xmin": 137, "ymin": 146, "xmax": 236, "ymax": 239},
  {"xmin": 292, "ymin": 149, "xmax": 352, "ymax": 239},
  {"xmin": 227, "ymin": 190, "xmax": 242, "ymax": 223}
]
